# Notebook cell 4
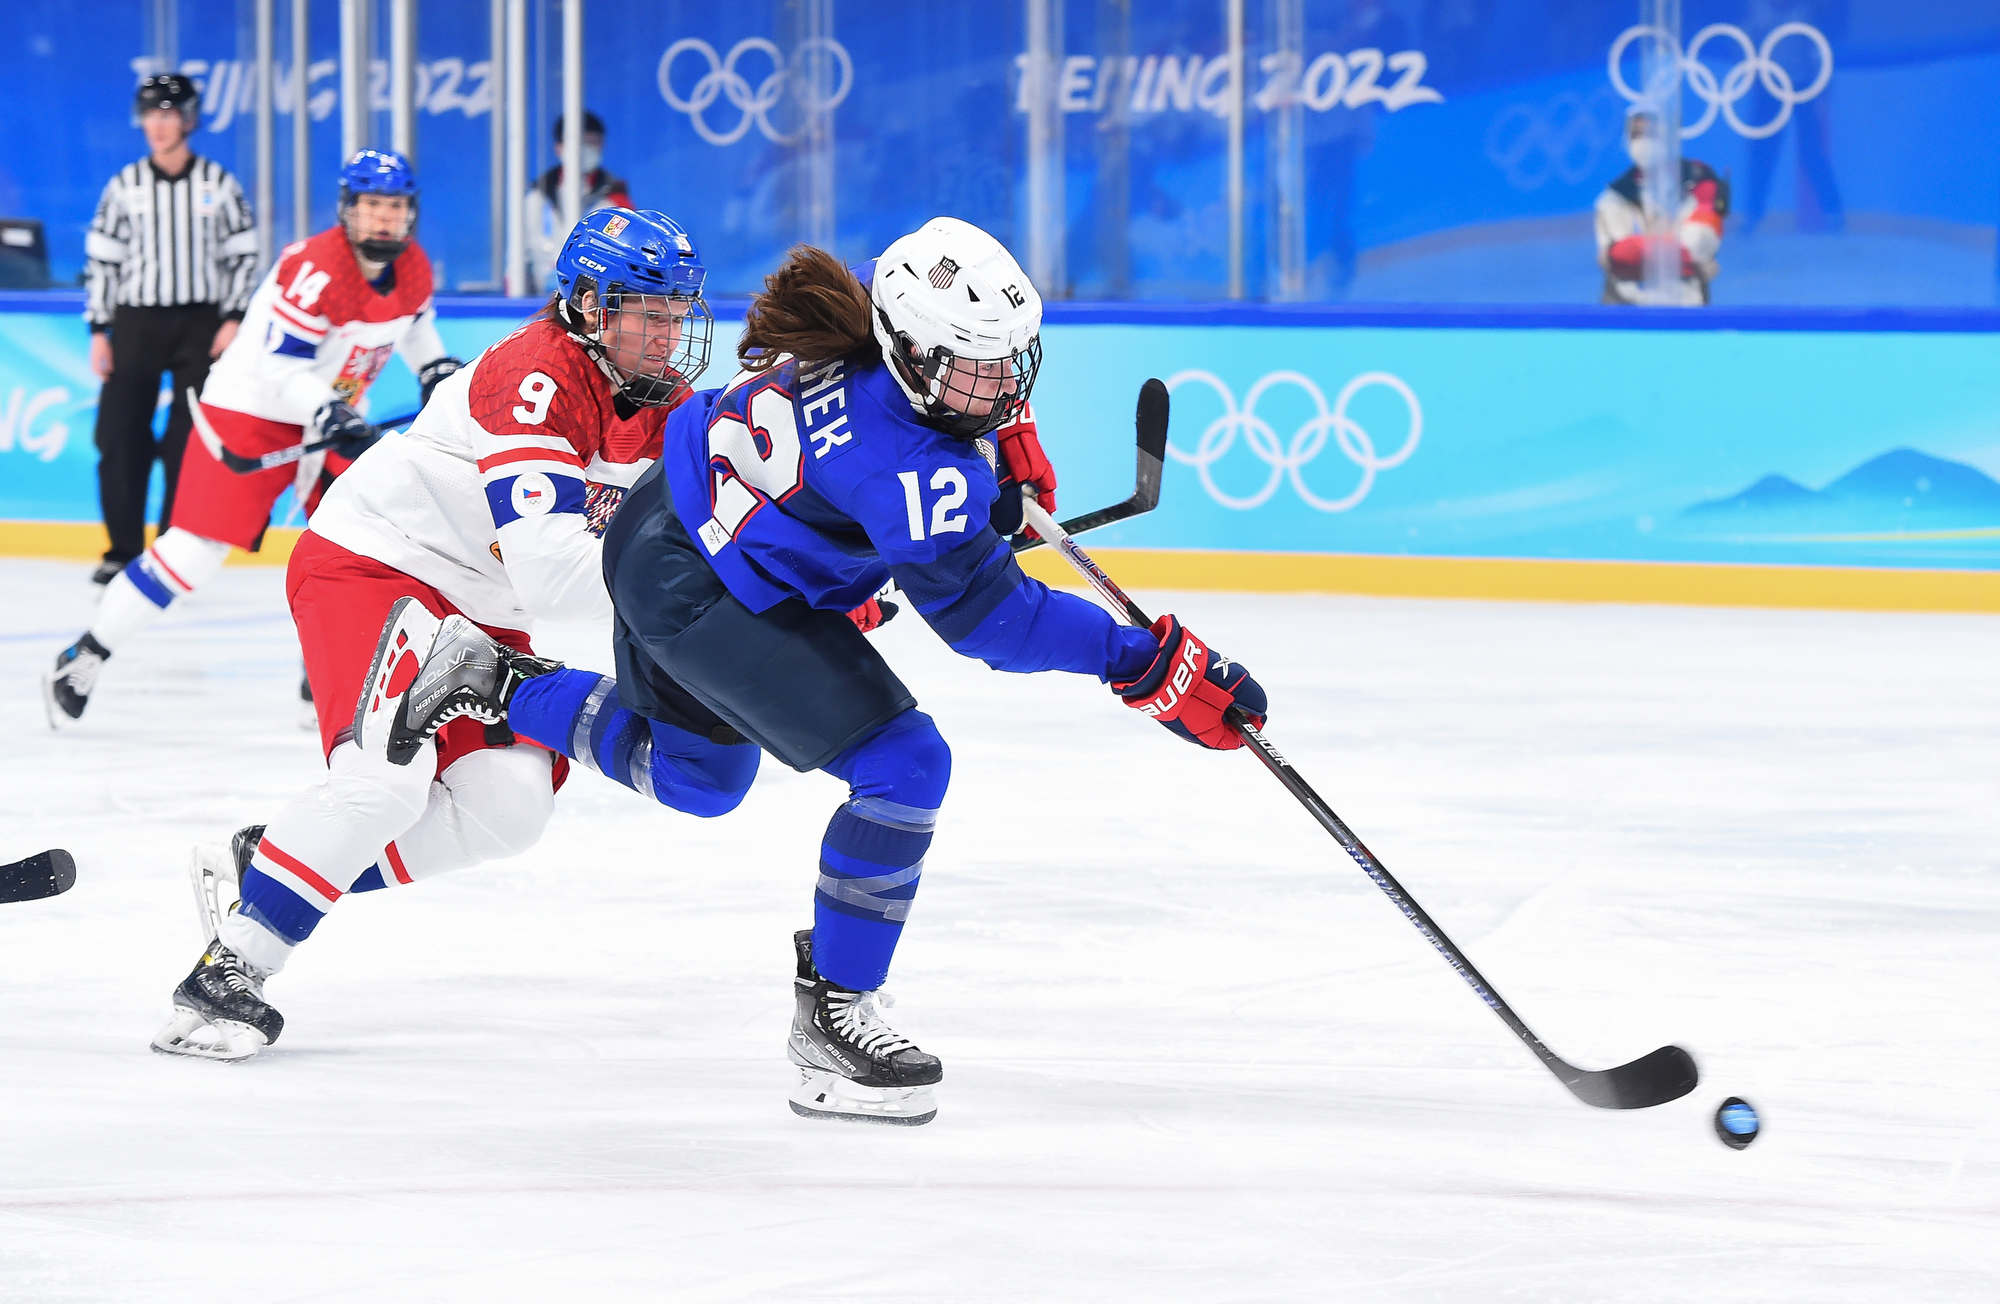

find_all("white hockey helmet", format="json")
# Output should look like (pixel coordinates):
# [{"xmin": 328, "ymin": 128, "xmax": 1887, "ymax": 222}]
[{"xmin": 870, "ymin": 217, "xmax": 1043, "ymax": 438}]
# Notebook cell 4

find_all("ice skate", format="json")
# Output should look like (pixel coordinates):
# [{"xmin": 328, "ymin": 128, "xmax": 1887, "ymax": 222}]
[
  {"xmin": 297, "ymin": 668, "xmax": 318, "ymax": 730},
  {"xmin": 358, "ymin": 601, "xmax": 558, "ymax": 766},
  {"xmin": 151, "ymin": 938, "xmax": 283, "ymax": 1061},
  {"xmin": 151, "ymin": 825, "xmax": 278, "ymax": 1061},
  {"xmin": 43, "ymin": 632, "xmax": 110, "ymax": 730},
  {"xmin": 786, "ymin": 929, "xmax": 941, "ymax": 1126},
  {"xmin": 352, "ymin": 596, "xmax": 443, "ymax": 764}
]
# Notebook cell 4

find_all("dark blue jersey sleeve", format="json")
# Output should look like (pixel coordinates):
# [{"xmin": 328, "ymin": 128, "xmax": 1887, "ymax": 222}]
[{"xmin": 880, "ymin": 522, "xmax": 1157, "ymax": 679}]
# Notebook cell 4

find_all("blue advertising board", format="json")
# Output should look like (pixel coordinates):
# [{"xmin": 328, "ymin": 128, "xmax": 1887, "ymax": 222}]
[{"xmin": 6, "ymin": 293, "xmax": 2000, "ymax": 612}]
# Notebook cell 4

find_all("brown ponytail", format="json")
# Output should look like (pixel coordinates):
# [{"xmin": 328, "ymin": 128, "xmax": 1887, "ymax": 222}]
[{"xmin": 738, "ymin": 245, "xmax": 879, "ymax": 372}]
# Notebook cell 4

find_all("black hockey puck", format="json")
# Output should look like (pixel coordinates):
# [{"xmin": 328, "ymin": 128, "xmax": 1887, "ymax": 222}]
[{"xmin": 1713, "ymin": 1096, "xmax": 1760, "ymax": 1149}]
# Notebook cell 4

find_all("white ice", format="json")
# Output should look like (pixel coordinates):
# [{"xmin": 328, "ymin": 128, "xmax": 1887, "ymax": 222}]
[{"xmin": 1, "ymin": 558, "xmax": 1994, "ymax": 1302}]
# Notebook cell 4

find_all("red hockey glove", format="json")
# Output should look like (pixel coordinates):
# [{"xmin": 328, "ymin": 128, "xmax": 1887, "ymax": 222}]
[
  {"xmin": 846, "ymin": 596, "xmax": 899, "ymax": 633},
  {"xmin": 1112, "ymin": 615, "xmax": 1267, "ymax": 750},
  {"xmin": 993, "ymin": 402, "xmax": 1056, "ymax": 535}
]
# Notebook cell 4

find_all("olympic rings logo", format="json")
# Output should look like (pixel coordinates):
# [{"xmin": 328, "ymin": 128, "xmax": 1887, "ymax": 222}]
[
  {"xmin": 1609, "ymin": 23, "xmax": 1833, "ymax": 140},
  {"xmin": 1164, "ymin": 370, "xmax": 1421, "ymax": 513},
  {"xmin": 657, "ymin": 37, "xmax": 853, "ymax": 147},
  {"xmin": 1484, "ymin": 88, "xmax": 1622, "ymax": 191}
]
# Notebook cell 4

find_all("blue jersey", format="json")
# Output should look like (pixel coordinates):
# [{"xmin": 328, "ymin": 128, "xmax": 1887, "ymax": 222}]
[{"xmin": 660, "ymin": 353, "xmax": 1155, "ymax": 681}]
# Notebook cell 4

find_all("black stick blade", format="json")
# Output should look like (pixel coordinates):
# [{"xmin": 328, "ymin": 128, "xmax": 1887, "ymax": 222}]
[
  {"xmin": 0, "ymin": 850, "xmax": 77, "ymax": 904},
  {"xmin": 1133, "ymin": 378, "xmax": 1169, "ymax": 508},
  {"xmin": 1558, "ymin": 1044, "xmax": 1699, "ymax": 1110}
]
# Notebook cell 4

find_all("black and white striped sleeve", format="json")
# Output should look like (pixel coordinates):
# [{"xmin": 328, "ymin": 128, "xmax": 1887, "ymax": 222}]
[
  {"xmin": 83, "ymin": 170, "xmax": 132, "ymax": 331},
  {"xmin": 211, "ymin": 168, "xmax": 260, "ymax": 320}
]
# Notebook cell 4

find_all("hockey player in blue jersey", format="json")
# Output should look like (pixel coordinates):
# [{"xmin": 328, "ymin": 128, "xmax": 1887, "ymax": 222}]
[{"xmin": 355, "ymin": 217, "xmax": 1268, "ymax": 1125}]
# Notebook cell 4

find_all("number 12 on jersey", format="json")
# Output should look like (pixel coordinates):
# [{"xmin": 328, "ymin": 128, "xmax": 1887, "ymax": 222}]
[{"xmin": 897, "ymin": 468, "xmax": 968, "ymax": 543}]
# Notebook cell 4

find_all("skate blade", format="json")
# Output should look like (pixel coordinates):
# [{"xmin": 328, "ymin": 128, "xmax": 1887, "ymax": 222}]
[
  {"xmin": 788, "ymin": 1067, "xmax": 937, "ymax": 1126},
  {"xmin": 185, "ymin": 844, "xmax": 236, "ymax": 941},
  {"xmin": 149, "ymin": 1006, "xmax": 267, "ymax": 1062},
  {"xmin": 41, "ymin": 671, "xmax": 80, "ymax": 732}
]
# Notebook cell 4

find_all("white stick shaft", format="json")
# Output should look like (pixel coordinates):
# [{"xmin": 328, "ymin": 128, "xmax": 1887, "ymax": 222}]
[{"xmin": 1021, "ymin": 494, "xmax": 1146, "ymax": 628}]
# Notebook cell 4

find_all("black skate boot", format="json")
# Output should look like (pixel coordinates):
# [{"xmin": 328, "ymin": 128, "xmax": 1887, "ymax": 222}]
[
  {"xmin": 151, "ymin": 825, "xmax": 275, "ymax": 1061},
  {"xmin": 151, "ymin": 937, "xmax": 284, "ymax": 1061},
  {"xmin": 355, "ymin": 597, "xmax": 561, "ymax": 766},
  {"xmin": 787, "ymin": 929, "xmax": 941, "ymax": 1126},
  {"xmin": 43, "ymin": 632, "xmax": 110, "ymax": 730}
]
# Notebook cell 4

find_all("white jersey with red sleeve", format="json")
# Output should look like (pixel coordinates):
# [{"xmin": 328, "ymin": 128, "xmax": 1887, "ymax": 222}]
[
  {"xmin": 307, "ymin": 317, "xmax": 666, "ymax": 632},
  {"xmin": 198, "ymin": 226, "xmax": 447, "ymax": 425}
]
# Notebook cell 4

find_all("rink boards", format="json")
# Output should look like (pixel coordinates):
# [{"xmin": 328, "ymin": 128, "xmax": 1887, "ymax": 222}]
[{"xmin": 5, "ymin": 295, "xmax": 1999, "ymax": 611}]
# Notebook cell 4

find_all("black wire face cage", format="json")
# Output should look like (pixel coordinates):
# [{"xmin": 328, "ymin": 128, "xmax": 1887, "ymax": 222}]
[
  {"xmin": 909, "ymin": 335, "xmax": 1042, "ymax": 439},
  {"xmin": 568, "ymin": 282, "xmax": 714, "ymax": 408}
]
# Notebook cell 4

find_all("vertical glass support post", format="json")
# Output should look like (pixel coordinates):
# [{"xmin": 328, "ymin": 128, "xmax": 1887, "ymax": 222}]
[
  {"xmin": 489, "ymin": 0, "xmax": 506, "ymax": 289},
  {"xmin": 390, "ymin": 0, "xmax": 416, "ymax": 162},
  {"xmin": 559, "ymin": 0, "xmax": 584, "ymax": 241},
  {"xmin": 1225, "ymin": 0, "xmax": 1246, "ymax": 299},
  {"xmin": 1024, "ymin": 0, "xmax": 1065, "ymax": 297},
  {"xmin": 503, "ymin": 0, "xmax": 526, "ymax": 295},
  {"xmin": 292, "ymin": 0, "xmax": 309, "ymax": 243},
  {"xmin": 1094, "ymin": 0, "xmax": 1132, "ymax": 299},
  {"xmin": 255, "ymin": 0, "xmax": 275, "ymax": 270},
  {"xmin": 802, "ymin": 0, "xmax": 836, "ymax": 250},
  {"xmin": 339, "ymin": 0, "xmax": 367, "ymax": 161},
  {"xmin": 1637, "ymin": 0, "xmax": 1683, "ymax": 304},
  {"xmin": 1267, "ymin": 0, "xmax": 1305, "ymax": 300}
]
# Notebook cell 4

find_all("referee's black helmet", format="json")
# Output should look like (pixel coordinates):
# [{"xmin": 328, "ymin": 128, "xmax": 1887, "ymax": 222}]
[{"xmin": 135, "ymin": 73, "xmax": 201, "ymax": 128}]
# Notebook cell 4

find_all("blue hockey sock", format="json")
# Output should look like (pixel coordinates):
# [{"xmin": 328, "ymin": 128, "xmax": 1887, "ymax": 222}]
[
  {"xmin": 812, "ymin": 711, "xmax": 951, "ymax": 991},
  {"xmin": 235, "ymin": 866, "xmax": 330, "ymax": 945},
  {"xmin": 511, "ymin": 669, "xmax": 756, "ymax": 816}
]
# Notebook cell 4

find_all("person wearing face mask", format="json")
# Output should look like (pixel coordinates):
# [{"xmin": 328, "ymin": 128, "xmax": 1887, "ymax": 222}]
[
  {"xmin": 1595, "ymin": 107, "xmax": 1729, "ymax": 306},
  {"xmin": 523, "ymin": 111, "xmax": 634, "ymax": 292}
]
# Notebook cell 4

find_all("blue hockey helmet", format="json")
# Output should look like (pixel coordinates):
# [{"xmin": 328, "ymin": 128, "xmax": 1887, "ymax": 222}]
[
  {"xmin": 553, "ymin": 208, "xmax": 712, "ymax": 407},
  {"xmin": 337, "ymin": 148, "xmax": 418, "ymax": 262}
]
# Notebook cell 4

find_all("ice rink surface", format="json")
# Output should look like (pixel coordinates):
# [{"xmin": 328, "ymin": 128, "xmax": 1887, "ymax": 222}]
[{"xmin": 1, "ymin": 559, "xmax": 1994, "ymax": 1302}]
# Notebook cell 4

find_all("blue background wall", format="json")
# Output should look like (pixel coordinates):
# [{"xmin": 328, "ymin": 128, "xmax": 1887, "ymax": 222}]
[
  {"xmin": 5, "ymin": 0, "xmax": 1998, "ymax": 305},
  {"xmin": 6, "ymin": 295, "xmax": 1999, "ymax": 574}
]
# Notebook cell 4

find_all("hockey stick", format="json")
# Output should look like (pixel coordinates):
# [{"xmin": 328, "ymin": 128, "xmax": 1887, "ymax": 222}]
[
  {"xmin": 0, "ymin": 850, "xmax": 76, "ymax": 904},
  {"xmin": 1010, "ymin": 378, "xmax": 1169, "ymax": 554},
  {"xmin": 1019, "ymin": 493, "xmax": 1700, "ymax": 1111},
  {"xmin": 187, "ymin": 389, "xmax": 422, "ymax": 474}
]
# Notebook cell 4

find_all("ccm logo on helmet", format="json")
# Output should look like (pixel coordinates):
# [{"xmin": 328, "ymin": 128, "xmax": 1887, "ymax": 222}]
[{"xmin": 1137, "ymin": 634, "xmax": 1207, "ymax": 718}]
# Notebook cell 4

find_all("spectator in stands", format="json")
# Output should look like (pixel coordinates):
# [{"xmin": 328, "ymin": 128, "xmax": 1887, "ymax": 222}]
[
  {"xmin": 85, "ymin": 72, "xmax": 259, "ymax": 584},
  {"xmin": 1595, "ymin": 106, "xmax": 1728, "ymax": 306},
  {"xmin": 523, "ymin": 111, "xmax": 633, "ymax": 291}
]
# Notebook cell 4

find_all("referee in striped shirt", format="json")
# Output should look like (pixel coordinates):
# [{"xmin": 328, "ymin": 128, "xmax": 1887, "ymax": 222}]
[{"xmin": 84, "ymin": 73, "xmax": 259, "ymax": 583}]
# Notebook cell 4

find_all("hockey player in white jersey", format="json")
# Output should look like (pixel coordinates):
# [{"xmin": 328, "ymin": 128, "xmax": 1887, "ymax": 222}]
[
  {"xmin": 151, "ymin": 207, "xmax": 740, "ymax": 1059},
  {"xmin": 44, "ymin": 149, "xmax": 463, "ymax": 728}
]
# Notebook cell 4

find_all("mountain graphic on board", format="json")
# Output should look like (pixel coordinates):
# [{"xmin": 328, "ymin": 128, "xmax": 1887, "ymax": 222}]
[{"xmin": 1680, "ymin": 448, "xmax": 2000, "ymax": 532}]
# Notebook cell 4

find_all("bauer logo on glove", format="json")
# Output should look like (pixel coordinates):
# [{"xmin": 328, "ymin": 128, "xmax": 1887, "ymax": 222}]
[{"xmin": 1113, "ymin": 615, "xmax": 1267, "ymax": 750}]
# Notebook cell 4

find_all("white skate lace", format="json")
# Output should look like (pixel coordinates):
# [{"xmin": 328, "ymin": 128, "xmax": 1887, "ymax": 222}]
[
  {"xmin": 60, "ymin": 648, "xmax": 106, "ymax": 695},
  {"xmin": 826, "ymin": 989, "xmax": 915, "ymax": 1057},
  {"xmin": 211, "ymin": 944, "xmax": 265, "ymax": 998},
  {"xmin": 423, "ymin": 698, "xmax": 502, "ymax": 737}
]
